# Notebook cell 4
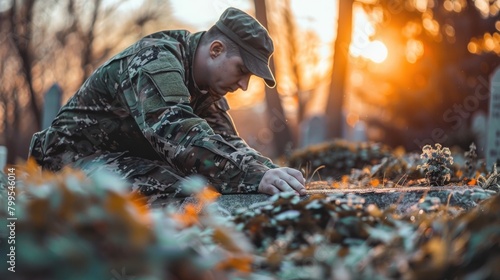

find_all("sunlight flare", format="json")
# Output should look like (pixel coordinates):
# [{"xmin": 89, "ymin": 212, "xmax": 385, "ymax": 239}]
[
  {"xmin": 350, "ymin": 40, "xmax": 388, "ymax": 63},
  {"xmin": 365, "ymin": 40, "xmax": 388, "ymax": 63},
  {"xmin": 349, "ymin": 6, "xmax": 389, "ymax": 63}
]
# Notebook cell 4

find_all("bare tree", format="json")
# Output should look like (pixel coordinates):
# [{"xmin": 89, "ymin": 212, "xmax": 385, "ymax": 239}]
[
  {"xmin": 254, "ymin": 0, "xmax": 294, "ymax": 156},
  {"xmin": 279, "ymin": 0, "xmax": 323, "ymax": 127},
  {"xmin": 0, "ymin": 0, "xmax": 174, "ymax": 163},
  {"xmin": 9, "ymin": 0, "xmax": 40, "ymax": 129},
  {"xmin": 281, "ymin": 0, "xmax": 305, "ymax": 123},
  {"xmin": 325, "ymin": 0, "xmax": 353, "ymax": 139}
]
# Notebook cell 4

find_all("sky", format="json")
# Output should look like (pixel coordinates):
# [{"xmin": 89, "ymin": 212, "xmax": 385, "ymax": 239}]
[
  {"xmin": 170, "ymin": 0, "xmax": 252, "ymax": 29},
  {"xmin": 170, "ymin": 0, "xmax": 387, "ymax": 63},
  {"xmin": 170, "ymin": 0, "xmax": 336, "ymax": 38}
]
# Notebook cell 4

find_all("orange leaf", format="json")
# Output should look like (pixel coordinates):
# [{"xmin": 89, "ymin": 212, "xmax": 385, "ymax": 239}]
[
  {"xmin": 370, "ymin": 179, "xmax": 380, "ymax": 187},
  {"xmin": 24, "ymin": 157, "xmax": 41, "ymax": 173},
  {"xmin": 216, "ymin": 255, "xmax": 253, "ymax": 273},
  {"xmin": 467, "ymin": 179, "xmax": 477, "ymax": 186},
  {"xmin": 171, "ymin": 203, "xmax": 199, "ymax": 227},
  {"xmin": 341, "ymin": 175, "xmax": 350, "ymax": 184},
  {"xmin": 128, "ymin": 192, "xmax": 150, "ymax": 216},
  {"xmin": 196, "ymin": 186, "xmax": 220, "ymax": 204},
  {"xmin": 106, "ymin": 192, "xmax": 127, "ymax": 213}
]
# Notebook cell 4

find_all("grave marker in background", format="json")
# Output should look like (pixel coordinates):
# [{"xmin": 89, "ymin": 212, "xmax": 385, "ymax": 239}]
[
  {"xmin": 0, "ymin": 146, "xmax": 6, "ymax": 171},
  {"xmin": 486, "ymin": 68, "xmax": 500, "ymax": 171},
  {"xmin": 41, "ymin": 83, "xmax": 62, "ymax": 129},
  {"xmin": 299, "ymin": 115, "xmax": 326, "ymax": 148}
]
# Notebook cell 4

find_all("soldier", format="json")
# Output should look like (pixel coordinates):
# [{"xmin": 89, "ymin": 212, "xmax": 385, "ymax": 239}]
[{"xmin": 29, "ymin": 7, "xmax": 305, "ymax": 203}]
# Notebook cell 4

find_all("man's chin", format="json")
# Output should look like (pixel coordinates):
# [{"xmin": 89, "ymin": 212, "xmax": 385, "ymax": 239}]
[{"xmin": 208, "ymin": 88, "xmax": 227, "ymax": 97}]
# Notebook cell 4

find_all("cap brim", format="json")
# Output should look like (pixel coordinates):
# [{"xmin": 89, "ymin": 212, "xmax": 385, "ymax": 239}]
[{"xmin": 240, "ymin": 48, "xmax": 276, "ymax": 88}]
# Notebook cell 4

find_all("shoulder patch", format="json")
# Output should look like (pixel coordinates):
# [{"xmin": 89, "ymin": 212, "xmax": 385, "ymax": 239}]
[
  {"xmin": 140, "ymin": 51, "xmax": 190, "ymax": 104},
  {"xmin": 145, "ymin": 70, "xmax": 190, "ymax": 104}
]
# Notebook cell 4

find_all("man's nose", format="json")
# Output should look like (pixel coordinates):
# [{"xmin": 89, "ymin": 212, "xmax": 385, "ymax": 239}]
[{"xmin": 237, "ymin": 75, "xmax": 250, "ymax": 91}]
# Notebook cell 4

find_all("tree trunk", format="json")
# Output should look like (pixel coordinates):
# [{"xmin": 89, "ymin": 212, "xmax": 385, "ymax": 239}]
[
  {"xmin": 81, "ymin": 0, "xmax": 102, "ymax": 81},
  {"xmin": 254, "ymin": 0, "xmax": 294, "ymax": 157},
  {"xmin": 10, "ymin": 0, "xmax": 41, "ymax": 130},
  {"xmin": 325, "ymin": 0, "xmax": 353, "ymax": 139},
  {"xmin": 282, "ymin": 0, "xmax": 305, "ymax": 124}
]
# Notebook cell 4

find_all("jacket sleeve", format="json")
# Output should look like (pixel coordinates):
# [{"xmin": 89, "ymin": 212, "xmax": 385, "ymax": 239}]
[
  {"xmin": 197, "ymin": 97, "xmax": 280, "ymax": 169},
  {"xmin": 122, "ymin": 49, "xmax": 270, "ymax": 193}
]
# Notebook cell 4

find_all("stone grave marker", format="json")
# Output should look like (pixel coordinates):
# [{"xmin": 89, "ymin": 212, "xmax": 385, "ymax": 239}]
[
  {"xmin": 299, "ymin": 115, "xmax": 326, "ymax": 148},
  {"xmin": 349, "ymin": 121, "xmax": 367, "ymax": 142},
  {"xmin": 42, "ymin": 83, "xmax": 62, "ymax": 129},
  {"xmin": 486, "ymin": 68, "xmax": 500, "ymax": 171},
  {"xmin": 0, "ymin": 146, "xmax": 6, "ymax": 171},
  {"xmin": 471, "ymin": 111, "xmax": 487, "ymax": 157},
  {"xmin": 152, "ymin": 185, "xmax": 489, "ymax": 215}
]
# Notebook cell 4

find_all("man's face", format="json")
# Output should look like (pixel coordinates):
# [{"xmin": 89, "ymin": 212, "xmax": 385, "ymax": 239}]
[{"xmin": 206, "ymin": 51, "xmax": 252, "ymax": 97}]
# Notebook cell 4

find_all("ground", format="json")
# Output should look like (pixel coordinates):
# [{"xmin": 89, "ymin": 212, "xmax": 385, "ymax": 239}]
[{"xmin": 0, "ymin": 141, "xmax": 499, "ymax": 279}]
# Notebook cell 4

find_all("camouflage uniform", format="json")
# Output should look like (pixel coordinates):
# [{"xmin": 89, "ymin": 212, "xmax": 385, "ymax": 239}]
[{"xmin": 29, "ymin": 30, "xmax": 278, "ymax": 202}]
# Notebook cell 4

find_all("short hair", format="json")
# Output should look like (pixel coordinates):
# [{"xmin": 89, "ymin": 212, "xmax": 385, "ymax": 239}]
[{"xmin": 201, "ymin": 25, "xmax": 240, "ymax": 57}]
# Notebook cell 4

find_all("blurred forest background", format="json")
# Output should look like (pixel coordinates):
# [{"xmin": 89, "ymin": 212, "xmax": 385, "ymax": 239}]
[{"xmin": 1, "ymin": 0, "xmax": 499, "ymax": 164}]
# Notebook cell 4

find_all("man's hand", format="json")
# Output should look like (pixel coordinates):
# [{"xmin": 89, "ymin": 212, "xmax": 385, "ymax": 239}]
[{"xmin": 258, "ymin": 167, "xmax": 306, "ymax": 196}]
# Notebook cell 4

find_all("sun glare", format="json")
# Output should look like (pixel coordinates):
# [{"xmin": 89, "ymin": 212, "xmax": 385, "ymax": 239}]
[
  {"xmin": 349, "ymin": 6, "xmax": 388, "ymax": 63},
  {"xmin": 364, "ymin": 40, "xmax": 388, "ymax": 63},
  {"xmin": 351, "ymin": 40, "xmax": 389, "ymax": 64}
]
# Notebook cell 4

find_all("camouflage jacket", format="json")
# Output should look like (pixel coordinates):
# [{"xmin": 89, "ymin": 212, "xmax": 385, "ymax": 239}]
[{"xmin": 29, "ymin": 30, "xmax": 278, "ymax": 193}]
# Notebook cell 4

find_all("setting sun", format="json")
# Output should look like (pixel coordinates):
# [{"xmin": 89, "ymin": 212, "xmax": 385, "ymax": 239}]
[
  {"xmin": 350, "ymin": 39, "xmax": 389, "ymax": 63},
  {"xmin": 349, "ymin": 6, "xmax": 388, "ymax": 63},
  {"xmin": 364, "ymin": 40, "xmax": 388, "ymax": 63}
]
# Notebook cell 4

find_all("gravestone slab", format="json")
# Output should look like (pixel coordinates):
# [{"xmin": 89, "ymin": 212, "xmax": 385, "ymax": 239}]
[
  {"xmin": 299, "ymin": 115, "xmax": 326, "ymax": 148},
  {"xmin": 350, "ymin": 121, "xmax": 367, "ymax": 142},
  {"xmin": 486, "ymin": 68, "xmax": 500, "ymax": 171},
  {"xmin": 42, "ymin": 83, "xmax": 62, "ymax": 129},
  {"xmin": 152, "ymin": 185, "xmax": 490, "ymax": 215},
  {"xmin": 0, "ymin": 146, "xmax": 6, "ymax": 171},
  {"xmin": 471, "ymin": 111, "xmax": 487, "ymax": 157}
]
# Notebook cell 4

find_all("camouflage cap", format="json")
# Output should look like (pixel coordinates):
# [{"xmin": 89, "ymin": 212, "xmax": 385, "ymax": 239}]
[{"xmin": 215, "ymin": 7, "xmax": 276, "ymax": 88}]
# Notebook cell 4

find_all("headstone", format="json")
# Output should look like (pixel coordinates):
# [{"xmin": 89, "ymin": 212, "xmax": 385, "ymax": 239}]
[
  {"xmin": 351, "ymin": 121, "xmax": 367, "ymax": 142},
  {"xmin": 0, "ymin": 146, "xmax": 6, "ymax": 171},
  {"xmin": 486, "ymin": 68, "xmax": 500, "ymax": 171},
  {"xmin": 299, "ymin": 115, "xmax": 326, "ymax": 148},
  {"xmin": 152, "ymin": 185, "xmax": 488, "ymax": 215},
  {"xmin": 471, "ymin": 111, "xmax": 487, "ymax": 157},
  {"xmin": 41, "ymin": 83, "xmax": 62, "ymax": 129}
]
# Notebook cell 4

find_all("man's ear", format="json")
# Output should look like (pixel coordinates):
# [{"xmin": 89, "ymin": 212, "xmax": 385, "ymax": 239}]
[{"xmin": 209, "ymin": 41, "xmax": 224, "ymax": 58}]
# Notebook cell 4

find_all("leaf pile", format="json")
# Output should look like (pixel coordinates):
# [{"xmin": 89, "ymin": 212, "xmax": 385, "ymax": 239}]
[
  {"xmin": 287, "ymin": 139, "xmax": 394, "ymax": 179},
  {"xmin": 1, "ymin": 159, "xmax": 500, "ymax": 279},
  {"xmin": 0, "ymin": 162, "xmax": 252, "ymax": 280},
  {"xmin": 289, "ymin": 140, "xmax": 491, "ymax": 188},
  {"xmin": 232, "ymin": 191, "xmax": 500, "ymax": 279}
]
